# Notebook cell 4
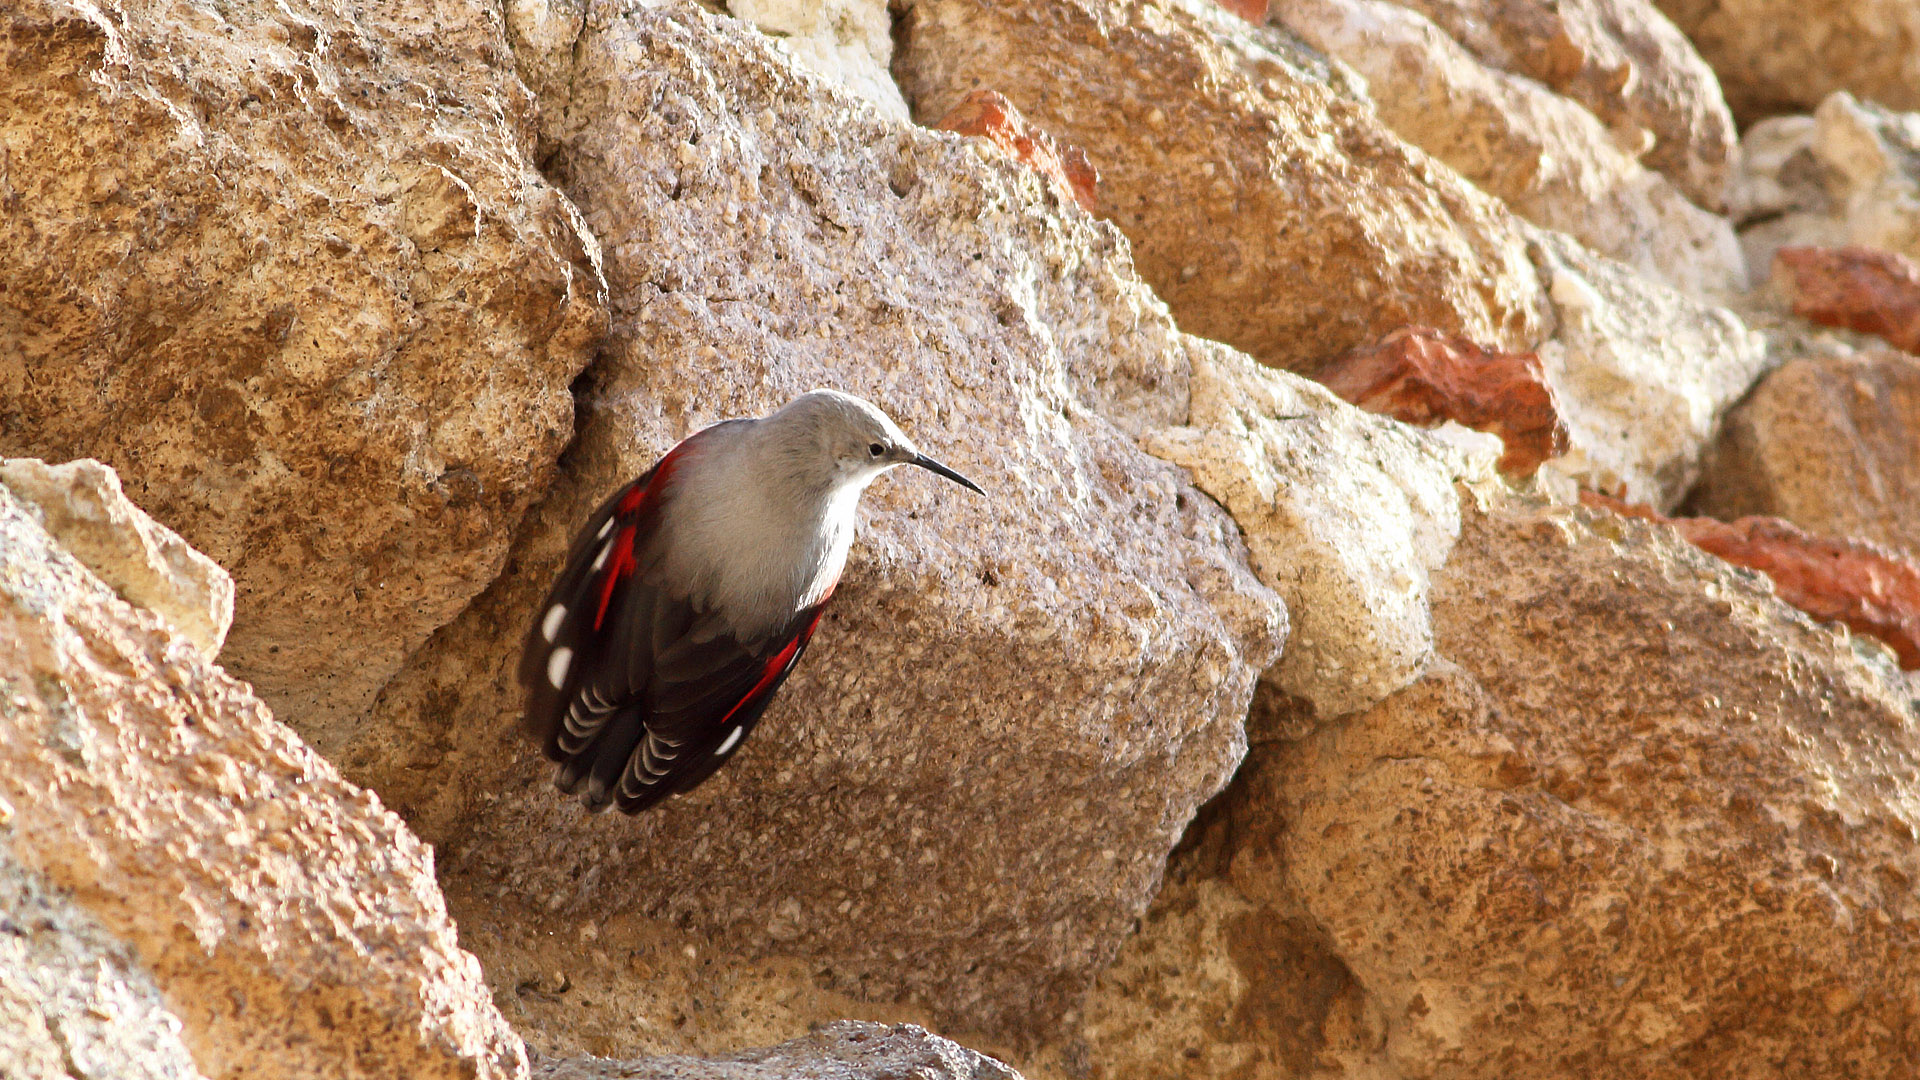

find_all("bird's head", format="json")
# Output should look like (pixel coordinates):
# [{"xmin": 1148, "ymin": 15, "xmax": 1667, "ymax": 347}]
[{"xmin": 770, "ymin": 389, "xmax": 985, "ymax": 498}]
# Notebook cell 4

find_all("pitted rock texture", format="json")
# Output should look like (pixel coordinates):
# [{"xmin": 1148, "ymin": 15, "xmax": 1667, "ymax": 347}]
[
  {"xmin": 534, "ymin": 1023, "xmax": 1022, "ymax": 1080},
  {"xmin": 725, "ymin": 0, "xmax": 910, "ymax": 122},
  {"xmin": 0, "ymin": 0, "xmax": 604, "ymax": 746},
  {"xmin": 1252, "ymin": 498, "xmax": 1920, "ymax": 1077},
  {"xmin": 892, "ymin": 0, "xmax": 1550, "ymax": 373},
  {"xmin": 1773, "ymin": 246, "xmax": 1920, "ymax": 355},
  {"xmin": 1381, "ymin": 0, "xmax": 1737, "ymax": 210},
  {"xmin": 1528, "ymin": 235, "xmax": 1769, "ymax": 507},
  {"xmin": 1146, "ymin": 347, "xmax": 1501, "ymax": 721},
  {"xmin": 0, "ymin": 457, "xmax": 233, "ymax": 659},
  {"xmin": 355, "ymin": 1, "xmax": 1286, "ymax": 1043},
  {"xmin": 1652, "ymin": 0, "xmax": 1920, "ymax": 123},
  {"xmin": 0, "ymin": 483, "xmax": 523, "ymax": 1080},
  {"xmin": 1317, "ymin": 326, "xmax": 1568, "ymax": 475},
  {"xmin": 1274, "ymin": 0, "xmax": 1745, "ymax": 297},
  {"xmin": 1732, "ymin": 94, "xmax": 1920, "ymax": 282},
  {"xmin": 0, "ymin": 847, "xmax": 209, "ymax": 1080},
  {"xmin": 1692, "ymin": 347, "xmax": 1920, "ymax": 560},
  {"xmin": 936, "ymin": 90, "xmax": 1099, "ymax": 212}
]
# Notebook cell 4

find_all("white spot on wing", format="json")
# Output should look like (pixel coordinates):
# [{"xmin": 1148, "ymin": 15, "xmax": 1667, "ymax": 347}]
[
  {"xmin": 546, "ymin": 647, "xmax": 573, "ymax": 689},
  {"xmin": 590, "ymin": 540, "xmax": 613, "ymax": 572},
  {"xmin": 541, "ymin": 604, "xmax": 567, "ymax": 642},
  {"xmin": 715, "ymin": 726, "xmax": 744, "ymax": 756},
  {"xmin": 597, "ymin": 516, "xmax": 616, "ymax": 540}
]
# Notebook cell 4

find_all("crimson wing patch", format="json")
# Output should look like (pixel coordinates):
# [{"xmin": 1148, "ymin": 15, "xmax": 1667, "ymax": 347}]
[{"xmin": 518, "ymin": 438, "xmax": 828, "ymax": 814}]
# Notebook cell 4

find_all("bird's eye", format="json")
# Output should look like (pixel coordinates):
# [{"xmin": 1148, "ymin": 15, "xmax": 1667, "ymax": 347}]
[{"xmin": 868, "ymin": 443, "xmax": 885, "ymax": 458}]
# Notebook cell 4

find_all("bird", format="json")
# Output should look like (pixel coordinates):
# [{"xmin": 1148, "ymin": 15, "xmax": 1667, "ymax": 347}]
[{"xmin": 517, "ymin": 389, "xmax": 985, "ymax": 814}]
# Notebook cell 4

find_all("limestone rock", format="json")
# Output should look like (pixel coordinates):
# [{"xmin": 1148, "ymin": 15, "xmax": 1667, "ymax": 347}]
[
  {"xmin": 935, "ymin": 90, "xmax": 1099, "ymax": 212},
  {"xmin": 1732, "ymin": 94, "xmax": 1920, "ymax": 281},
  {"xmin": 1241, "ymin": 497, "xmax": 1920, "ymax": 1077},
  {"xmin": 725, "ymin": 0, "xmax": 911, "ymax": 122},
  {"xmin": 1316, "ymin": 326, "xmax": 1568, "ymax": 476},
  {"xmin": 0, "ymin": 847, "xmax": 208, "ymax": 1080},
  {"xmin": 1773, "ymin": 246, "xmax": 1920, "ymax": 355},
  {"xmin": 1145, "ymin": 347, "xmax": 1500, "ymax": 720},
  {"xmin": 534, "ymin": 1023, "xmax": 1021, "ymax": 1080},
  {"xmin": 892, "ymin": 0, "xmax": 1551, "ymax": 373},
  {"xmin": 1692, "ymin": 347, "xmax": 1920, "ymax": 561},
  {"xmin": 0, "ymin": 0, "xmax": 604, "ymax": 746},
  {"xmin": 0, "ymin": 486, "xmax": 523, "ymax": 1079},
  {"xmin": 0, "ymin": 458, "xmax": 232, "ymax": 660},
  {"xmin": 1528, "ymin": 234, "xmax": 1770, "ymax": 506},
  {"xmin": 1274, "ymin": 0, "xmax": 1746, "ymax": 297},
  {"xmin": 360, "ymin": 2, "xmax": 1285, "ymax": 1043},
  {"xmin": 1381, "ymin": 0, "xmax": 1737, "ymax": 210},
  {"xmin": 1652, "ymin": 0, "xmax": 1920, "ymax": 123}
]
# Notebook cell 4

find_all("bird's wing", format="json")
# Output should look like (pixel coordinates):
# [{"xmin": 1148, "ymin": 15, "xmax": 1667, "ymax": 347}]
[{"xmin": 518, "ymin": 431, "xmax": 830, "ymax": 815}]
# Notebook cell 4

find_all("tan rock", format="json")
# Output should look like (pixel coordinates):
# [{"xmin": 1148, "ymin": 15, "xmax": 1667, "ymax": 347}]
[
  {"xmin": 935, "ymin": 90, "xmax": 1100, "ymax": 212},
  {"xmin": 534, "ymin": 1023, "xmax": 1022, "ymax": 1080},
  {"xmin": 358, "ymin": 2, "xmax": 1285, "ymax": 1044},
  {"xmin": 1383, "ymin": 0, "xmax": 1736, "ymax": 210},
  {"xmin": 1529, "ymin": 234, "xmax": 1770, "ymax": 506},
  {"xmin": 1652, "ymin": 0, "xmax": 1920, "ymax": 124},
  {"xmin": 1732, "ymin": 94, "xmax": 1920, "ymax": 281},
  {"xmin": 0, "ymin": 458, "xmax": 233, "ymax": 660},
  {"xmin": 724, "ymin": 0, "xmax": 912, "ymax": 122},
  {"xmin": 1258, "ymin": 498, "xmax": 1920, "ymax": 1077},
  {"xmin": 0, "ymin": 0, "xmax": 604, "ymax": 746},
  {"xmin": 1692, "ymin": 347, "xmax": 1920, "ymax": 560},
  {"xmin": 1145, "ymin": 346, "xmax": 1502, "ymax": 720},
  {"xmin": 892, "ymin": 0, "xmax": 1551, "ymax": 373},
  {"xmin": 0, "ymin": 486, "xmax": 523, "ymax": 1079},
  {"xmin": 1274, "ymin": 0, "xmax": 1745, "ymax": 297}
]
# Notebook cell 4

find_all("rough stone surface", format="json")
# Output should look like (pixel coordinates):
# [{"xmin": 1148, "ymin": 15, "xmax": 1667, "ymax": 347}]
[
  {"xmin": 0, "ymin": 847, "xmax": 209, "ymax": 1080},
  {"xmin": 1528, "ymin": 234, "xmax": 1770, "ymax": 507},
  {"xmin": 893, "ymin": 0, "xmax": 1551, "ymax": 374},
  {"xmin": 0, "ymin": 457, "xmax": 233, "ymax": 659},
  {"xmin": 1382, "ymin": 0, "xmax": 1737, "ymax": 209},
  {"xmin": 359, "ymin": 1, "xmax": 1286, "ymax": 1044},
  {"xmin": 936, "ymin": 90, "xmax": 1099, "ymax": 212},
  {"xmin": 1692, "ymin": 347, "xmax": 1920, "ymax": 561},
  {"xmin": 1274, "ymin": 0, "xmax": 1746, "ymax": 297},
  {"xmin": 0, "ymin": 484, "xmax": 524, "ymax": 1079},
  {"xmin": 1773, "ymin": 246, "xmax": 1920, "ymax": 354},
  {"xmin": 534, "ymin": 1023, "xmax": 1021, "ymax": 1080},
  {"xmin": 1732, "ymin": 94, "xmax": 1920, "ymax": 282},
  {"xmin": 1254, "ymin": 497, "xmax": 1920, "ymax": 1077},
  {"xmin": 1652, "ymin": 0, "xmax": 1920, "ymax": 123},
  {"xmin": 725, "ymin": 0, "xmax": 910, "ymax": 122},
  {"xmin": 1317, "ymin": 326, "xmax": 1568, "ymax": 475},
  {"xmin": 0, "ymin": 0, "xmax": 605, "ymax": 746},
  {"xmin": 1146, "ymin": 347, "xmax": 1501, "ymax": 720},
  {"xmin": 1589, "ymin": 491, "xmax": 1920, "ymax": 669}
]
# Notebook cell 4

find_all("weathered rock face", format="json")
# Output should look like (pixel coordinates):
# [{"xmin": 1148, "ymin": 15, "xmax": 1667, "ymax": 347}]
[
  {"xmin": 0, "ymin": 474, "xmax": 523, "ymax": 1080},
  {"xmin": 1273, "ymin": 0, "xmax": 1746, "ymax": 298},
  {"xmin": 534, "ymin": 1023, "xmax": 1022, "ymax": 1080},
  {"xmin": 0, "ymin": 0, "xmax": 604, "ymax": 747},
  {"xmin": 1732, "ymin": 94, "xmax": 1920, "ymax": 282},
  {"xmin": 1652, "ymin": 0, "xmax": 1920, "ymax": 123},
  {"xmin": 355, "ymin": 1, "xmax": 1286, "ymax": 1044},
  {"xmin": 1692, "ymin": 347, "xmax": 1920, "ymax": 561},
  {"xmin": 1772, "ymin": 246, "xmax": 1920, "ymax": 355},
  {"xmin": 0, "ymin": 457, "xmax": 233, "ymax": 660},
  {"xmin": 1378, "ymin": 0, "xmax": 1737, "ymax": 210},
  {"xmin": 892, "ymin": 0, "xmax": 1551, "ymax": 373},
  {"xmin": 724, "ymin": 0, "xmax": 910, "ymax": 122},
  {"xmin": 1256, "ymin": 498, "xmax": 1920, "ymax": 1077}
]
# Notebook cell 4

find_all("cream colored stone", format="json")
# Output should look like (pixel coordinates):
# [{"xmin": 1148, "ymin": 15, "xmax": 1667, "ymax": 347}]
[
  {"xmin": 1276, "ymin": 0, "xmax": 1746, "ymax": 298},
  {"xmin": 1145, "ymin": 347, "xmax": 1499, "ymax": 719},
  {"xmin": 0, "ymin": 485, "xmax": 524, "ymax": 1080},
  {"xmin": 727, "ymin": 0, "xmax": 911, "ymax": 122},
  {"xmin": 0, "ymin": 458, "xmax": 233, "ymax": 660},
  {"xmin": 1732, "ymin": 93, "xmax": 1920, "ymax": 283}
]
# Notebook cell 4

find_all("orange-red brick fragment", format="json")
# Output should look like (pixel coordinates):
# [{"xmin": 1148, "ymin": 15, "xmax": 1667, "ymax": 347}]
[
  {"xmin": 1774, "ymin": 246, "xmax": 1920, "ymax": 355},
  {"xmin": 935, "ymin": 91, "xmax": 1099, "ymax": 213},
  {"xmin": 1215, "ymin": 0, "xmax": 1271, "ymax": 22},
  {"xmin": 1315, "ymin": 326, "xmax": 1568, "ymax": 475},
  {"xmin": 1583, "ymin": 491, "xmax": 1920, "ymax": 669}
]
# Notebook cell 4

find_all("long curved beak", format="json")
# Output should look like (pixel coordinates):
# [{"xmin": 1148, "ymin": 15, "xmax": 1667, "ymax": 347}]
[{"xmin": 910, "ymin": 453, "xmax": 985, "ymax": 495}]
